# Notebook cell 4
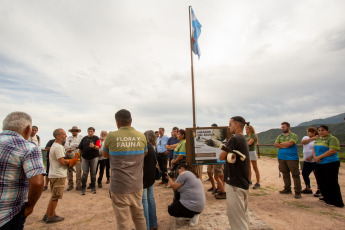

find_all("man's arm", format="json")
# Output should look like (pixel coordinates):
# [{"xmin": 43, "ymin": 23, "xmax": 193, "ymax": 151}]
[
  {"xmin": 277, "ymin": 141, "xmax": 295, "ymax": 148},
  {"xmin": 166, "ymin": 143, "xmax": 178, "ymax": 150},
  {"xmin": 219, "ymin": 150, "xmax": 228, "ymax": 161},
  {"xmin": 25, "ymin": 174, "xmax": 44, "ymax": 217}
]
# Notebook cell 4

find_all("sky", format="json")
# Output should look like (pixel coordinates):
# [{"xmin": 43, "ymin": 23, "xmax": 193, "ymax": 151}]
[{"xmin": 1, "ymin": 0, "xmax": 345, "ymax": 146}]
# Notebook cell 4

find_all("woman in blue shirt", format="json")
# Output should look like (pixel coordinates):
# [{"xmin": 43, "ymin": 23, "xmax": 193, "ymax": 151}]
[{"xmin": 313, "ymin": 125, "xmax": 344, "ymax": 207}]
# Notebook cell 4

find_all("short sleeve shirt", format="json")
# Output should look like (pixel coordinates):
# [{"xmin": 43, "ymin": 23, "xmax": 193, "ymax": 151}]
[
  {"xmin": 302, "ymin": 136, "xmax": 315, "ymax": 162},
  {"xmin": 223, "ymin": 134, "xmax": 250, "ymax": 190},
  {"xmin": 245, "ymin": 134, "xmax": 257, "ymax": 151},
  {"xmin": 314, "ymin": 134, "xmax": 340, "ymax": 164},
  {"xmin": 176, "ymin": 171, "xmax": 206, "ymax": 212},
  {"xmin": 275, "ymin": 132, "xmax": 299, "ymax": 160},
  {"xmin": 174, "ymin": 140, "xmax": 186, "ymax": 160},
  {"xmin": 103, "ymin": 126, "xmax": 147, "ymax": 194},
  {"xmin": 0, "ymin": 131, "xmax": 45, "ymax": 227},
  {"xmin": 78, "ymin": 135, "xmax": 100, "ymax": 160},
  {"xmin": 167, "ymin": 137, "xmax": 179, "ymax": 159},
  {"xmin": 48, "ymin": 142, "xmax": 68, "ymax": 178}
]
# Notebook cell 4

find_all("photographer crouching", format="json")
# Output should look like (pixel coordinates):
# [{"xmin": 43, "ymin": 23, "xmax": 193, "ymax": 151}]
[{"xmin": 167, "ymin": 163, "xmax": 206, "ymax": 227}]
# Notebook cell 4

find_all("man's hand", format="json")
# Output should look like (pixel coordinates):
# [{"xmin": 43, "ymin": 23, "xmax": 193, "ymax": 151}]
[
  {"xmin": 24, "ymin": 202, "xmax": 34, "ymax": 217},
  {"xmin": 89, "ymin": 142, "xmax": 95, "ymax": 148},
  {"xmin": 164, "ymin": 150, "xmax": 168, "ymax": 155}
]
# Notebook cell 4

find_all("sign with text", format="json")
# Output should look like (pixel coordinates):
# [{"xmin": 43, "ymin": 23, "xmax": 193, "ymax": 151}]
[{"xmin": 186, "ymin": 127, "xmax": 230, "ymax": 165}]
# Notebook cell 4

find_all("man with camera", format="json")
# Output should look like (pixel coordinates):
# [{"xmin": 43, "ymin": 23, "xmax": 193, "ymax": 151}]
[{"xmin": 219, "ymin": 116, "xmax": 250, "ymax": 230}]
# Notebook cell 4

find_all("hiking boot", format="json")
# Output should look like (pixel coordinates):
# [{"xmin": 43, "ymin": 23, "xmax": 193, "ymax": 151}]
[
  {"xmin": 106, "ymin": 179, "xmax": 110, "ymax": 184},
  {"xmin": 91, "ymin": 188, "xmax": 96, "ymax": 194},
  {"xmin": 98, "ymin": 183, "xmax": 102, "ymax": 188},
  {"xmin": 45, "ymin": 215, "xmax": 65, "ymax": 223},
  {"xmin": 301, "ymin": 188, "xmax": 313, "ymax": 194},
  {"xmin": 76, "ymin": 187, "xmax": 81, "ymax": 191},
  {"xmin": 314, "ymin": 189, "xmax": 322, "ymax": 197},
  {"xmin": 42, "ymin": 214, "xmax": 48, "ymax": 222},
  {"xmin": 189, "ymin": 214, "xmax": 200, "ymax": 227},
  {"xmin": 81, "ymin": 188, "xmax": 86, "ymax": 195},
  {"xmin": 207, "ymin": 187, "xmax": 216, "ymax": 192},
  {"xmin": 319, "ymin": 197, "xmax": 326, "ymax": 203},
  {"xmin": 212, "ymin": 189, "xmax": 219, "ymax": 195},
  {"xmin": 43, "ymin": 186, "xmax": 48, "ymax": 191},
  {"xmin": 66, "ymin": 186, "xmax": 73, "ymax": 191},
  {"xmin": 294, "ymin": 193, "xmax": 302, "ymax": 199},
  {"xmin": 253, "ymin": 183, "xmax": 260, "ymax": 189},
  {"xmin": 279, "ymin": 189, "xmax": 292, "ymax": 194},
  {"xmin": 87, "ymin": 185, "xmax": 91, "ymax": 189},
  {"xmin": 215, "ymin": 192, "xmax": 226, "ymax": 199}
]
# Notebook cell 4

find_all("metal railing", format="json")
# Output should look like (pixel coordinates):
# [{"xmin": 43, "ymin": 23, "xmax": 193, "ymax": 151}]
[{"xmin": 257, "ymin": 144, "xmax": 345, "ymax": 160}]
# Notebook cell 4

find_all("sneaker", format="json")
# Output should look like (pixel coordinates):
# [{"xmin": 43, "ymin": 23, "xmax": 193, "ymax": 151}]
[
  {"xmin": 207, "ymin": 187, "xmax": 216, "ymax": 192},
  {"xmin": 253, "ymin": 183, "xmax": 260, "ymax": 189},
  {"xmin": 91, "ymin": 188, "xmax": 96, "ymax": 194},
  {"xmin": 42, "ymin": 214, "xmax": 48, "ymax": 222},
  {"xmin": 294, "ymin": 193, "xmax": 302, "ymax": 199},
  {"xmin": 81, "ymin": 189, "xmax": 86, "ymax": 195},
  {"xmin": 98, "ymin": 183, "xmax": 102, "ymax": 188},
  {"xmin": 212, "ymin": 189, "xmax": 219, "ymax": 195},
  {"xmin": 43, "ymin": 186, "xmax": 48, "ymax": 191},
  {"xmin": 325, "ymin": 202, "xmax": 336, "ymax": 207},
  {"xmin": 215, "ymin": 192, "xmax": 226, "ymax": 199},
  {"xmin": 45, "ymin": 215, "xmax": 65, "ymax": 223},
  {"xmin": 314, "ymin": 190, "xmax": 322, "ymax": 197},
  {"xmin": 189, "ymin": 214, "xmax": 200, "ymax": 227},
  {"xmin": 319, "ymin": 197, "xmax": 326, "ymax": 203},
  {"xmin": 301, "ymin": 188, "xmax": 313, "ymax": 194},
  {"xmin": 279, "ymin": 189, "xmax": 292, "ymax": 194},
  {"xmin": 66, "ymin": 186, "xmax": 73, "ymax": 191}
]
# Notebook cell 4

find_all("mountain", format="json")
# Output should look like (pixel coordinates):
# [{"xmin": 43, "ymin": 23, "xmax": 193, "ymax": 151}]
[
  {"xmin": 258, "ymin": 122, "xmax": 345, "ymax": 144},
  {"xmin": 298, "ymin": 113, "xmax": 345, "ymax": 127}
]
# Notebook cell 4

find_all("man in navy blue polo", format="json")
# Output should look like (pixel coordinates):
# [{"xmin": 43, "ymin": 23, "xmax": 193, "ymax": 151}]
[
  {"xmin": 157, "ymin": 127, "xmax": 169, "ymax": 185},
  {"xmin": 166, "ymin": 127, "xmax": 180, "ymax": 170}
]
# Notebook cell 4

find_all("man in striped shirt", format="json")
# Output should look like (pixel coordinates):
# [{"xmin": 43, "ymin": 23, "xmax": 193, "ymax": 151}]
[{"xmin": 0, "ymin": 112, "xmax": 45, "ymax": 229}]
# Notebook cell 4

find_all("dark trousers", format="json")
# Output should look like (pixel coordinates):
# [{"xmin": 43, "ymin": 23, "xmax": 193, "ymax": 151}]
[
  {"xmin": 97, "ymin": 159, "xmax": 110, "ymax": 184},
  {"xmin": 0, "ymin": 207, "xmax": 26, "ymax": 230},
  {"xmin": 168, "ymin": 191, "xmax": 200, "ymax": 218},
  {"xmin": 315, "ymin": 161, "xmax": 344, "ymax": 207},
  {"xmin": 278, "ymin": 159, "xmax": 302, "ymax": 193},
  {"xmin": 157, "ymin": 153, "xmax": 168, "ymax": 183},
  {"xmin": 302, "ymin": 161, "xmax": 319, "ymax": 189}
]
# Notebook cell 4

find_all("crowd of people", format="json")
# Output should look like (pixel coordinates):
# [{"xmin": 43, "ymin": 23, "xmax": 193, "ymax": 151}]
[{"xmin": 0, "ymin": 110, "xmax": 344, "ymax": 230}]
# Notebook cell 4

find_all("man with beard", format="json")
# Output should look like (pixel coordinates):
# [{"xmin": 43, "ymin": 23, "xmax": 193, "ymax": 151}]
[{"xmin": 274, "ymin": 122, "xmax": 302, "ymax": 199}]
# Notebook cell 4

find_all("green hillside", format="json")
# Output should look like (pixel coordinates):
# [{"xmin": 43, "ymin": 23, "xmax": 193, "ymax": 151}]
[
  {"xmin": 298, "ymin": 113, "xmax": 345, "ymax": 126},
  {"xmin": 258, "ymin": 122, "xmax": 345, "ymax": 144}
]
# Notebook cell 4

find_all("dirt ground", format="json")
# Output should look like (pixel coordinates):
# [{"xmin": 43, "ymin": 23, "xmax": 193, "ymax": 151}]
[{"xmin": 24, "ymin": 156, "xmax": 345, "ymax": 230}]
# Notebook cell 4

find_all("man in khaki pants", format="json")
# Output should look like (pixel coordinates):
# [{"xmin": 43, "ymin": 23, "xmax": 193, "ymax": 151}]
[
  {"xmin": 219, "ymin": 116, "xmax": 250, "ymax": 230},
  {"xmin": 64, "ymin": 126, "xmax": 83, "ymax": 191}
]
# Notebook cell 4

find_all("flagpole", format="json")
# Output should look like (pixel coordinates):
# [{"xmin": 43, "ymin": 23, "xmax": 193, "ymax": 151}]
[{"xmin": 189, "ymin": 6, "xmax": 196, "ymax": 129}]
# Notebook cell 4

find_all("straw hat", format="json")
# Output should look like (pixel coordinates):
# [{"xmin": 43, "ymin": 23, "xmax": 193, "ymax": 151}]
[{"xmin": 68, "ymin": 126, "xmax": 81, "ymax": 133}]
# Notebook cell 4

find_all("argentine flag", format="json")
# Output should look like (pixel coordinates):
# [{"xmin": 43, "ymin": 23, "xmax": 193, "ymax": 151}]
[{"xmin": 191, "ymin": 7, "xmax": 202, "ymax": 59}]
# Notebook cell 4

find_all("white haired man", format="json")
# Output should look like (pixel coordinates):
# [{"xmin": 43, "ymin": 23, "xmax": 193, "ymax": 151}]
[{"xmin": 0, "ymin": 112, "xmax": 45, "ymax": 229}]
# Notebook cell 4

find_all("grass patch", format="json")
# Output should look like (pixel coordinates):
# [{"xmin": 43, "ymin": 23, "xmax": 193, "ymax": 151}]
[
  {"xmin": 283, "ymin": 200, "xmax": 311, "ymax": 209},
  {"xmin": 249, "ymin": 186, "xmax": 278, "ymax": 197},
  {"xmin": 319, "ymin": 210, "xmax": 345, "ymax": 220},
  {"xmin": 79, "ymin": 218, "xmax": 92, "ymax": 224}
]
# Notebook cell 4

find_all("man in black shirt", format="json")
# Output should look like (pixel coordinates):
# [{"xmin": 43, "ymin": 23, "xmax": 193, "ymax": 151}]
[
  {"xmin": 78, "ymin": 127, "xmax": 101, "ymax": 195},
  {"xmin": 219, "ymin": 116, "xmax": 250, "ymax": 230}
]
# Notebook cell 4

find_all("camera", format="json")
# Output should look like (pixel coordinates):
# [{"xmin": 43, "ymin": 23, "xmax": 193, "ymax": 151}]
[{"xmin": 167, "ymin": 160, "xmax": 186, "ymax": 178}]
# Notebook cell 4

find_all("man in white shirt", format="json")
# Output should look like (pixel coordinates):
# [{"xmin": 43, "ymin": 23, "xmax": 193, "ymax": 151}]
[
  {"xmin": 28, "ymin": 125, "xmax": 40, "ymax": 146},
  {"xmin": 43, "ymin": 128, "xmax": 78, "ymax": 224},
  {"xmin": 64, "ymin": 126, "xmax": 83, "ymax": 191}
]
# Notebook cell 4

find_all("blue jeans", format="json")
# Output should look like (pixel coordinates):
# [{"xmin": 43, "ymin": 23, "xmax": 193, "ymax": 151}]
[
  {"xmin": 142, "ymin": 184, "xmax": 157, "ymax": 229},
  {"xmin": 81, "ymin": 157, "xmax": 99, "ymax": 189}
]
